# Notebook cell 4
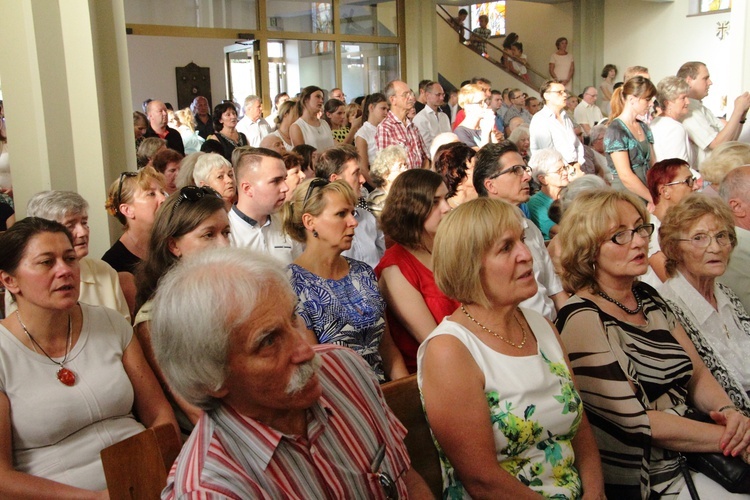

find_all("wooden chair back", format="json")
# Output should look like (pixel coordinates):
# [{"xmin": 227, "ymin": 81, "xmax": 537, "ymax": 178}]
[
  {"xmin": 382, "ymin": 374, "xmax": 443, "ymax": 498},
  {"xmin": 101, "ymin": 424, "xmax": 181, "ymax": 500}
]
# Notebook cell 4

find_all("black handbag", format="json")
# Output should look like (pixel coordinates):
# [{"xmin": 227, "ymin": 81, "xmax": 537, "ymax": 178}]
[{"xmin": 682, "ymin": 409, "xmax": 750, "ymax": 495}]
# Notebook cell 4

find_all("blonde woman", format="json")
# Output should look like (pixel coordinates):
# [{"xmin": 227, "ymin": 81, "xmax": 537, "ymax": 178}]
[{"xmin": 174, "ymin": 108, "xmax": 205, "ymax": 154}]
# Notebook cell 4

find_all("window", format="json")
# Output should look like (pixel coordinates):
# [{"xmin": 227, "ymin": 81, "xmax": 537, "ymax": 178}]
[
  {"xmin": 689, "ymin": 0, "xmax": 731, "ymax": 15},
  {"xmin": 469, "ymin": 1, "xmax": 506, "ymax": 37}
]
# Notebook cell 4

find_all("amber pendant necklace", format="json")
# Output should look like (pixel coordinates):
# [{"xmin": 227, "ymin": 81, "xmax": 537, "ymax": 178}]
[{"xmin": 16, "ymin": 311, "xmax": 76, "ymax": 386}]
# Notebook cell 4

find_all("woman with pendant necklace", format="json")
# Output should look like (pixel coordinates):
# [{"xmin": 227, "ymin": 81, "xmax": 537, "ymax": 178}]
[
  {"xmin": 205, "ymin": 101, "xmax": 248, "ymax": 162},
  {"xmin": 0, "ymin": 218, "xmax": 177, "ymax": 497},
  {"xmin": 556, "ymin": 189, "xmax": 750, "ymax": 499},
  {"xmin": 418, "ymin": 197, "xmax": 605, "ymax": 499}
]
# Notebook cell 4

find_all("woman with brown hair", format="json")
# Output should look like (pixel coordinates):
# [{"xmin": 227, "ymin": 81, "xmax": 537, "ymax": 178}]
[
  {"xmin": 290, "ymin": 86, "xmax": 335, "ymax": 150},
  {"xmin": 206, "ymin": 102, "xmax": 248, "ymax": 161}
]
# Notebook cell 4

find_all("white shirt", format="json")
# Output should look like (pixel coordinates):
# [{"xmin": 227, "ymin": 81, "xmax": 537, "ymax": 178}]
[
  {"xmin": 529, "ymin": 106, "xmax": 584, "ymax": 165},
  {"xmin": 682, "ymin": 98, "xmax": 724, "ymax": 169},
  {"xmin": 573, "ymin": 100, "xmax": 604, "ymax": 131},
  {"xmin": 412, "ymin": 106, "xmax": 451, "ymax": 152},
  {"xmin": 519, "ymin": 218, "xmax": 563, "ymax": 321},
  {"xmin": 228, "ymin": 208, "xmax": 297, "ymax": 265},
  {"xmin": 650, "ymin": 116, "xmax": 693, "ymax": 164},
  {"xmin": 660, "ymin": 271, "xmax": 750, "ymax": 389},
  {"xmin": 354, "ymin": 122, "xmax": 378, "ymax": 167},
  {"xmin": 341, "ymin": 207, "xmax": 385, "ymax": 270},
  {"xmin": 236, "ymin": 116, "xmax": 271, "ymax": 147},
  {"xmin": 718, "ymin": 225, "xmax": 750, "ymax": 313}
]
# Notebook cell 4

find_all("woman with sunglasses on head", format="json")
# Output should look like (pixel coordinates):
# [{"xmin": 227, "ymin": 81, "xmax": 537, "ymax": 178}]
[
  {"xmin": 134, "ymin": 186, "xmax": 230, "ymax": 433},
  {"xmin": 103, "ymin": 167, "xmax": 166, "ymax": 275},
  {"xmin": 605, "ymin": 76, "xmax": 658, "ymax": 207},
  {"xmin": 283, "ymin": 178, "xmax": 408, "ymax": 383},
  {"xmin": 0, "ymin": 218, "xmax": 177, "ymax": 498},
  {"xmin": 454, "ymin": 84, "xmax": 496, "ymax": 150},
  {"xmin": 658, "ymin": 194, "xmax": 750, "ymax": 416},
  {"xmin": 646, "ymin": 158, "xmax": 700, "ymax": 281},
  {"xmin": 556, "ymin": 189, "xmax": 750, "ymax": 498}
]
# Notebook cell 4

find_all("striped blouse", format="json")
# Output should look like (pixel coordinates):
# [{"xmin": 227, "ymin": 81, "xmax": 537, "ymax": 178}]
[
  {"xmin": 162, "ymin": 345, "xmax": 410, "ymax": 499},
  {"xmin": 556, "ymin": 283, "xmax": 693, "ymax": 499}
]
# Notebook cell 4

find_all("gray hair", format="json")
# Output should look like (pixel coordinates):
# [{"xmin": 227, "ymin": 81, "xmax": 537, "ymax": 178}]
[
  {"xmin": 243, "ymin": 95, "xmax": 261, "ymax": 107},
  {"xmin": 176, "ymin": 152, "xmax": 204, "ymax": 189},
  {"xmin": 657, "ymin": 76, "xmax": 690, "ymax": 105},
  {"xmin": 508, "ymin": 124, "xmax": 530, "ymax": 144},
  {"xmin": 193, "ymin": 153, "xmax": 232, "ymax": 185},
  {"xmin": 559, "ymin": 174, "xmax": 609, "ymax": 213},
  {"xmin": 27, "ymin": 191, "xmax": 88, "ymax": 221},
  {"xmin": 719, "ymin": 165, "xmax": 750, "ymax": 203},
  {"xmin": 150, "ymin": 247, "xmax": 292, "ymax": 410},
  {"xmin": 588, "ymin": 124, "xmax": 607, "ymax": 144},
  {"xmin": 528, "ymin": 148, "xmax": 564, "ymax": 182},
  {"xmin": 371, "ymin": 145, "xmax": 407, "ymax": 188}
]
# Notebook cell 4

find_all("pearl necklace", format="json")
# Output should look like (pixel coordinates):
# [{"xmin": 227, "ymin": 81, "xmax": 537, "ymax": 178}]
[
  {"xmin": 16, "ymin": 311, "xmax": 76, "ymax": 386},
  {"xmin": 597, "ymin": 285, "xmax": 642, "ymax": 315},
  {"xmin": 461, "ymin": 304, "xmax": 528, "ymax": 349}
]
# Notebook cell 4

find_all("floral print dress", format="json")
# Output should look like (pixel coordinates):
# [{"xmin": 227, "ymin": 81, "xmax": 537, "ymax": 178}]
[{"xmin": 417, "ymin": 308, "xmax": 584, "ymax": 499}]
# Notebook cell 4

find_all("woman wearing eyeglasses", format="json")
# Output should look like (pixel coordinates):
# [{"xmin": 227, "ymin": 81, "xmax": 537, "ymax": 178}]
[
  {"xmin": 646, "ymin": 158, "xmax": 700, "ymax": 281},
  {"xmin": 134, "ymin": 186, "xmax": 230, "ymax": 433},
  {"xmin": 454, "ymin": 84, "xmax": 496, "ymax": 150},
  {"xmin": 103, "ymin": 167, "xmax": 166, "ymax": 276},
  {"xmin": 556, "ymin": 189, "xmax": 750, "ymax": 498},
  {"xmin": 283, "ymin": 178, "xmax": 408, "ymax": 383},
  {"xmin": 527, "ymin": 148, "xmax": 570, "ymax": 240},
  {"xmin": 658, "ymin": 194, "xmax": 750, "ymax": 416}
]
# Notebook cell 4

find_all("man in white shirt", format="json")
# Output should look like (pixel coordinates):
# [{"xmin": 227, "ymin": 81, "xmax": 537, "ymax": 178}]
[
  {"xmin": 529, "ymin": 81, "xmax": 584, "ymax": 173},
  {"xmin": 412, "ymin": 81, "xmax": 451, "ymax": 152},
  {"xmin": 472, "ymin": 141, "xmax": 569, "ymax": 320},
  {"xmin": 574, "ymin": 86, "xmax": 603, "ymax": 136},
  {"xmin": 678, "ymin": 61, "xmax": 750, "ymax": 169},
  {"xmin": 316, "ymin": 145, "xmax": 385, "ymax": 269},
  {"xmin": 236, "ymin": 95, "xmax": 271, "ymax": 147},
  {"xmin": 718, "ymin": 166, "xmax": 750, "ymax": 312},
  {"xmin": 229, "ymin": 147, "xmax": 296, "ymax": 264}
]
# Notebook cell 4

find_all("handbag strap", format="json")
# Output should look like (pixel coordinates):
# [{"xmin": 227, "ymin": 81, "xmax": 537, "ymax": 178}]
[{"xmin": 678, "ymin": 454, "xmax": 701, "ymax": 500}]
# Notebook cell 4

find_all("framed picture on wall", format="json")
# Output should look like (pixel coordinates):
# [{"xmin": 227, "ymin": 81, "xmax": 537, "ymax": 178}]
[{"xmin": 470, "ymin": 1, "xmax": 506, "ymax": 37}]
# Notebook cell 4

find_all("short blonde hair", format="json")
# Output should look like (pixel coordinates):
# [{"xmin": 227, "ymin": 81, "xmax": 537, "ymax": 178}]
[
  {"xmin": 282, "ymin": 179, "xmax": 356, "ymax": 243},
  {"xmin": 105, "ymin": 166, "xmax": 166, "ymax": 226},
  {"xmin": 458, "ymin": 84, "xmax": 485, "ymax": 109},
  {"xmin": 659, "ymin": 193, "xmax": 736, "ymax": 277},
  {"xmin": 433, "ymin": 197, "xmax": 524, "ymax": 308},
  {"xmin": 558, "ymin": 189, "xmax": 648, "ymax": 293},
  {"xmin": 700, "ymin": 141, "xmax": 750, "ymax": 185}
]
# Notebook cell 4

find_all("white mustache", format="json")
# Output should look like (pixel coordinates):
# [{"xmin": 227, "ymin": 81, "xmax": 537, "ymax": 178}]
[{"xmin": 285, "ymin": 353, "xmax": 322, "ymax": 395}]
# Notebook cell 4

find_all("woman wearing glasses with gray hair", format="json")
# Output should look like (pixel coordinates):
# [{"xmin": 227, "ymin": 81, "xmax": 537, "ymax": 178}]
[{"xmin": 556, "ymin": 189, "xmax": 750, "ymax": 498}]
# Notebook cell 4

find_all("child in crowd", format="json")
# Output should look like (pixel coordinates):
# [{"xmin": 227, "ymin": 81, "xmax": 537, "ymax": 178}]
[{"xmin": 471, "ymin": 15, "xmax": 491, "ymax": 56}]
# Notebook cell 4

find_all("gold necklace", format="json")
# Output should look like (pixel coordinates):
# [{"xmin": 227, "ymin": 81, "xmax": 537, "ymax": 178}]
[{"xmin": 460, "ymin": 304, "xmax": 528, "ymax": 349}]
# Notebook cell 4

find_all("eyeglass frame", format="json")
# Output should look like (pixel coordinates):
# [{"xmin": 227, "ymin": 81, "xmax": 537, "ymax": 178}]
[
  {"xmin": 663, "ymin": 176, "xmax": 697, "ymax": 188},
  {"xmin": 677, "ymin": 231, "xmax": 734, "ymax": 248},
  {"xmin": 490, "ymin": 164, "xmax": 532, "ymax": 179},
  {"xmin": 546, "ymin": 89, "xmax": 568, "ymax": 96},
  {"xmin": 609, "ymin": 223, "xmax": 655, "ymax": 245}
]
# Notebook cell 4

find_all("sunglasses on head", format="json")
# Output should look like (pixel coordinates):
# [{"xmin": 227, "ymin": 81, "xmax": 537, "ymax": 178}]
[
  {"xmin": 171, "ymin": 185, "xmax": 222, "ymax": 215},
  {"xmin": 302, "ymin": 178, "xmax": 330, "ymax": 207}
]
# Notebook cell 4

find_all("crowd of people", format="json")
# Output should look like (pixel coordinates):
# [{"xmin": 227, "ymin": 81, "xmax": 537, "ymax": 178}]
[{"xmin": 2, "ymin": 54, "xmax": 750, "ymax": 498}]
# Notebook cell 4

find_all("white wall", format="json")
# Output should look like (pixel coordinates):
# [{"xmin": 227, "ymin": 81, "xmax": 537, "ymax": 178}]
[
  {"xmin": 603, "ymin": 0, "xmax": 731, "ymax": 115},
  {"xmin": 126, "ymin": 35, "xmax": 235, "ymax": 111}
]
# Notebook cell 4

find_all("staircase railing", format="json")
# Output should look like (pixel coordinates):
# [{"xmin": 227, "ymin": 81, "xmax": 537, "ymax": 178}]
[{"xmin": 436, "ymin": 5, "xmax": 548, "ymax": 94}]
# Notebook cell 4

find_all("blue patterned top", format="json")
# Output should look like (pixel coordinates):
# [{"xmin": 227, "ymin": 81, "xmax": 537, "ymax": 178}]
[
  {"xmin": 288, "ymin": 258, "xmax": 386, "ymax": 382},
  {"xmin": 604, "ymin": 117, "xmax": 653, "ymax": 184}
]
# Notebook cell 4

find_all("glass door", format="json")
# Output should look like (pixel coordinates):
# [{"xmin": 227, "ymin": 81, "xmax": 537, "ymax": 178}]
[{"xmin": 225, "ymin": 41, "xmax": 261, "ymax": 111}]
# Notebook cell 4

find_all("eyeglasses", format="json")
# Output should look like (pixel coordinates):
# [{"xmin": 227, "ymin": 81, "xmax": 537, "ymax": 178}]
[
  {"xmin": 302, "ymin": 178, "xmax": 330, "ymax": 207},
  {"xmin": 609, "ymin": 224, "xmax": 654, "ymax": 245},
  {"xmin": 116, "ymin": 171, "xmax": 138, "ymax": 212},
  {"xmin": 678, "ymin": 231, "xmax": 734, "ymax": 248},
  {"xmin": 584, "ymin": 93, "xmax": 597, "ymax": 98},
  {"xmin": 546, "ymin": 89, "xmax": 568, "ymax": 96},
  {"xmin": 492, "ymin": 164, "xmax": 532, "ymax": 178},
  {"xmin": 399, "ymin": 90, "xmax": 415, "ymax": 99},
  {"xmin": 664, "ymin": 176, "xmax": 697, "ymax": 188},
  {"xmin": 430, "ymin": 92, "xmax": 446, "ymax": 98},
  {"xmin": 467, "ymin": 100, "xmax": 488, "ymax": 107},
  {"xmin": 172, "ymin": 185, "xmax": 222, "ymax": 215}
]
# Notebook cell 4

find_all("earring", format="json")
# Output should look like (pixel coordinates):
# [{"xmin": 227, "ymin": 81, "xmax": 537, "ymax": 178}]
[{"xmin": 313, "ymin": 229, "xmax": 319, "ymax": 238}]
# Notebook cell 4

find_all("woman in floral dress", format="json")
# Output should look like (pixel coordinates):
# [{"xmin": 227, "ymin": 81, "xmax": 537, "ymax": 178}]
[{"xmin": 418, "ymin": 197, "xmax": 605, "ymax": 499}]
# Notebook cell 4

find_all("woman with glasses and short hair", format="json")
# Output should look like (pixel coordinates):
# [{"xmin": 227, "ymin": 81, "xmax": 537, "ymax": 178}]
[
  {"xmin": 454, "ymin": 84, "xmax": 496, "ymax": 150},
  {"xmin": 103, "ymin": 167, "xmax": 166, "ymax": 275},
  {"xmin": 134, "ymin": 186, "xmax": 230, "ymax": 433},
  {"xmin": 527, "ymin": 148, "xmax": 570, "ymax": 240},
  {"xmin": 646, "ymin": 158, "xmax": 700, "ymax": 281},
  {"xmin": 556, "ymin": 189, "xmax": 750, "ymax": 498},
  {"xmin": 658, "ymin": 193, "xmax": 750, "ymax": 415}
]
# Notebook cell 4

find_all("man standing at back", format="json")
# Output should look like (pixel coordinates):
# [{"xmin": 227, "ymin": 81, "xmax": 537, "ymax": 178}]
[
  {"xmin": 678, "ymin": 61, "xmax": 750, "ymax": 169},
  {"xmin": 376, "ymin": 80, "xmax": 429, "ymax": 169},
  {"xmin": 229, "ymin": 147, "xmax": 296, "ymax": 264},
  {"xmin": 145, "ymin": 100, "xmax": 185, "ymax": 155},
  {"xmin": 191, "ymin": 96, "xmax": 214, "ymax": 139},
  {"xmin": 472, "ymin": 141, "xmax": 568, "ymax": 320},
  {"xmin": 719, "ymin": 166, "xmax": 750, "ymax": 311},
  {"xmin": 574, "ymin": 86, "xmax": 603, "ymax": 137},
  {"xmin": 236, "ymin": 95, "xmax": 271, "ymax": 147},
  {"xmin": 529, "ymin": 81, "xmax": 584, "ymax": 175},
  {"xmin": 413, "ymin": 81, "xmax": 451, "ymax": 152}
]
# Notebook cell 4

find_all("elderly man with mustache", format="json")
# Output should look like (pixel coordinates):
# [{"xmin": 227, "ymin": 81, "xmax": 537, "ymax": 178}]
[{"xmin": 151, "ymin": 248, "xmax": 431, "ymax": 499}]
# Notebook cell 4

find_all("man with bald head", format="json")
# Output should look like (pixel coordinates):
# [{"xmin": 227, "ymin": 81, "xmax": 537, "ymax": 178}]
[
  {"xmin": 719, "ymin": 166, "xmax": 750, "ymax": 311},
  {"xmin": 375, "ymin": 80, "xmax": 429, "ymax": 169},
  {"xmin": 191, "ymin": 96, "xmax": 213, "ymax": 139},
  {"xmin": 229, "ymin": 147, "xmax": 296, "ymax": 264},
  {"xmin": 144, "ymin": 100, "xmax": 185, "ymax": 155}
]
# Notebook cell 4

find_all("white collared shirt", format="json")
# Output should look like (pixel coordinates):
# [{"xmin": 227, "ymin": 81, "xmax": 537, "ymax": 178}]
[
  {"xmin": 228, "ymin": 208, "xmax": 298, "ymax": 265},
  {"xmin": 529, "ymin": 106, "xmax": 585, "ymax": 164},
  {"xmin": 412, "ymin": 106, "xmax": 451, "ymax": 151},
  {"xmin": 236, "ymin": 116, "xmax": 271, "ymax": 147},
  {"xmin": 519, "ymin": 217, "xmax": 563, "ymax": 321}
]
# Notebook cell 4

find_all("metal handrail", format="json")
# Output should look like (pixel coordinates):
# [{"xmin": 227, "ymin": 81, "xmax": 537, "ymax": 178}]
[{"xmin": 435, "ymin": 4, "xmax": 548, "ymax": 93}]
